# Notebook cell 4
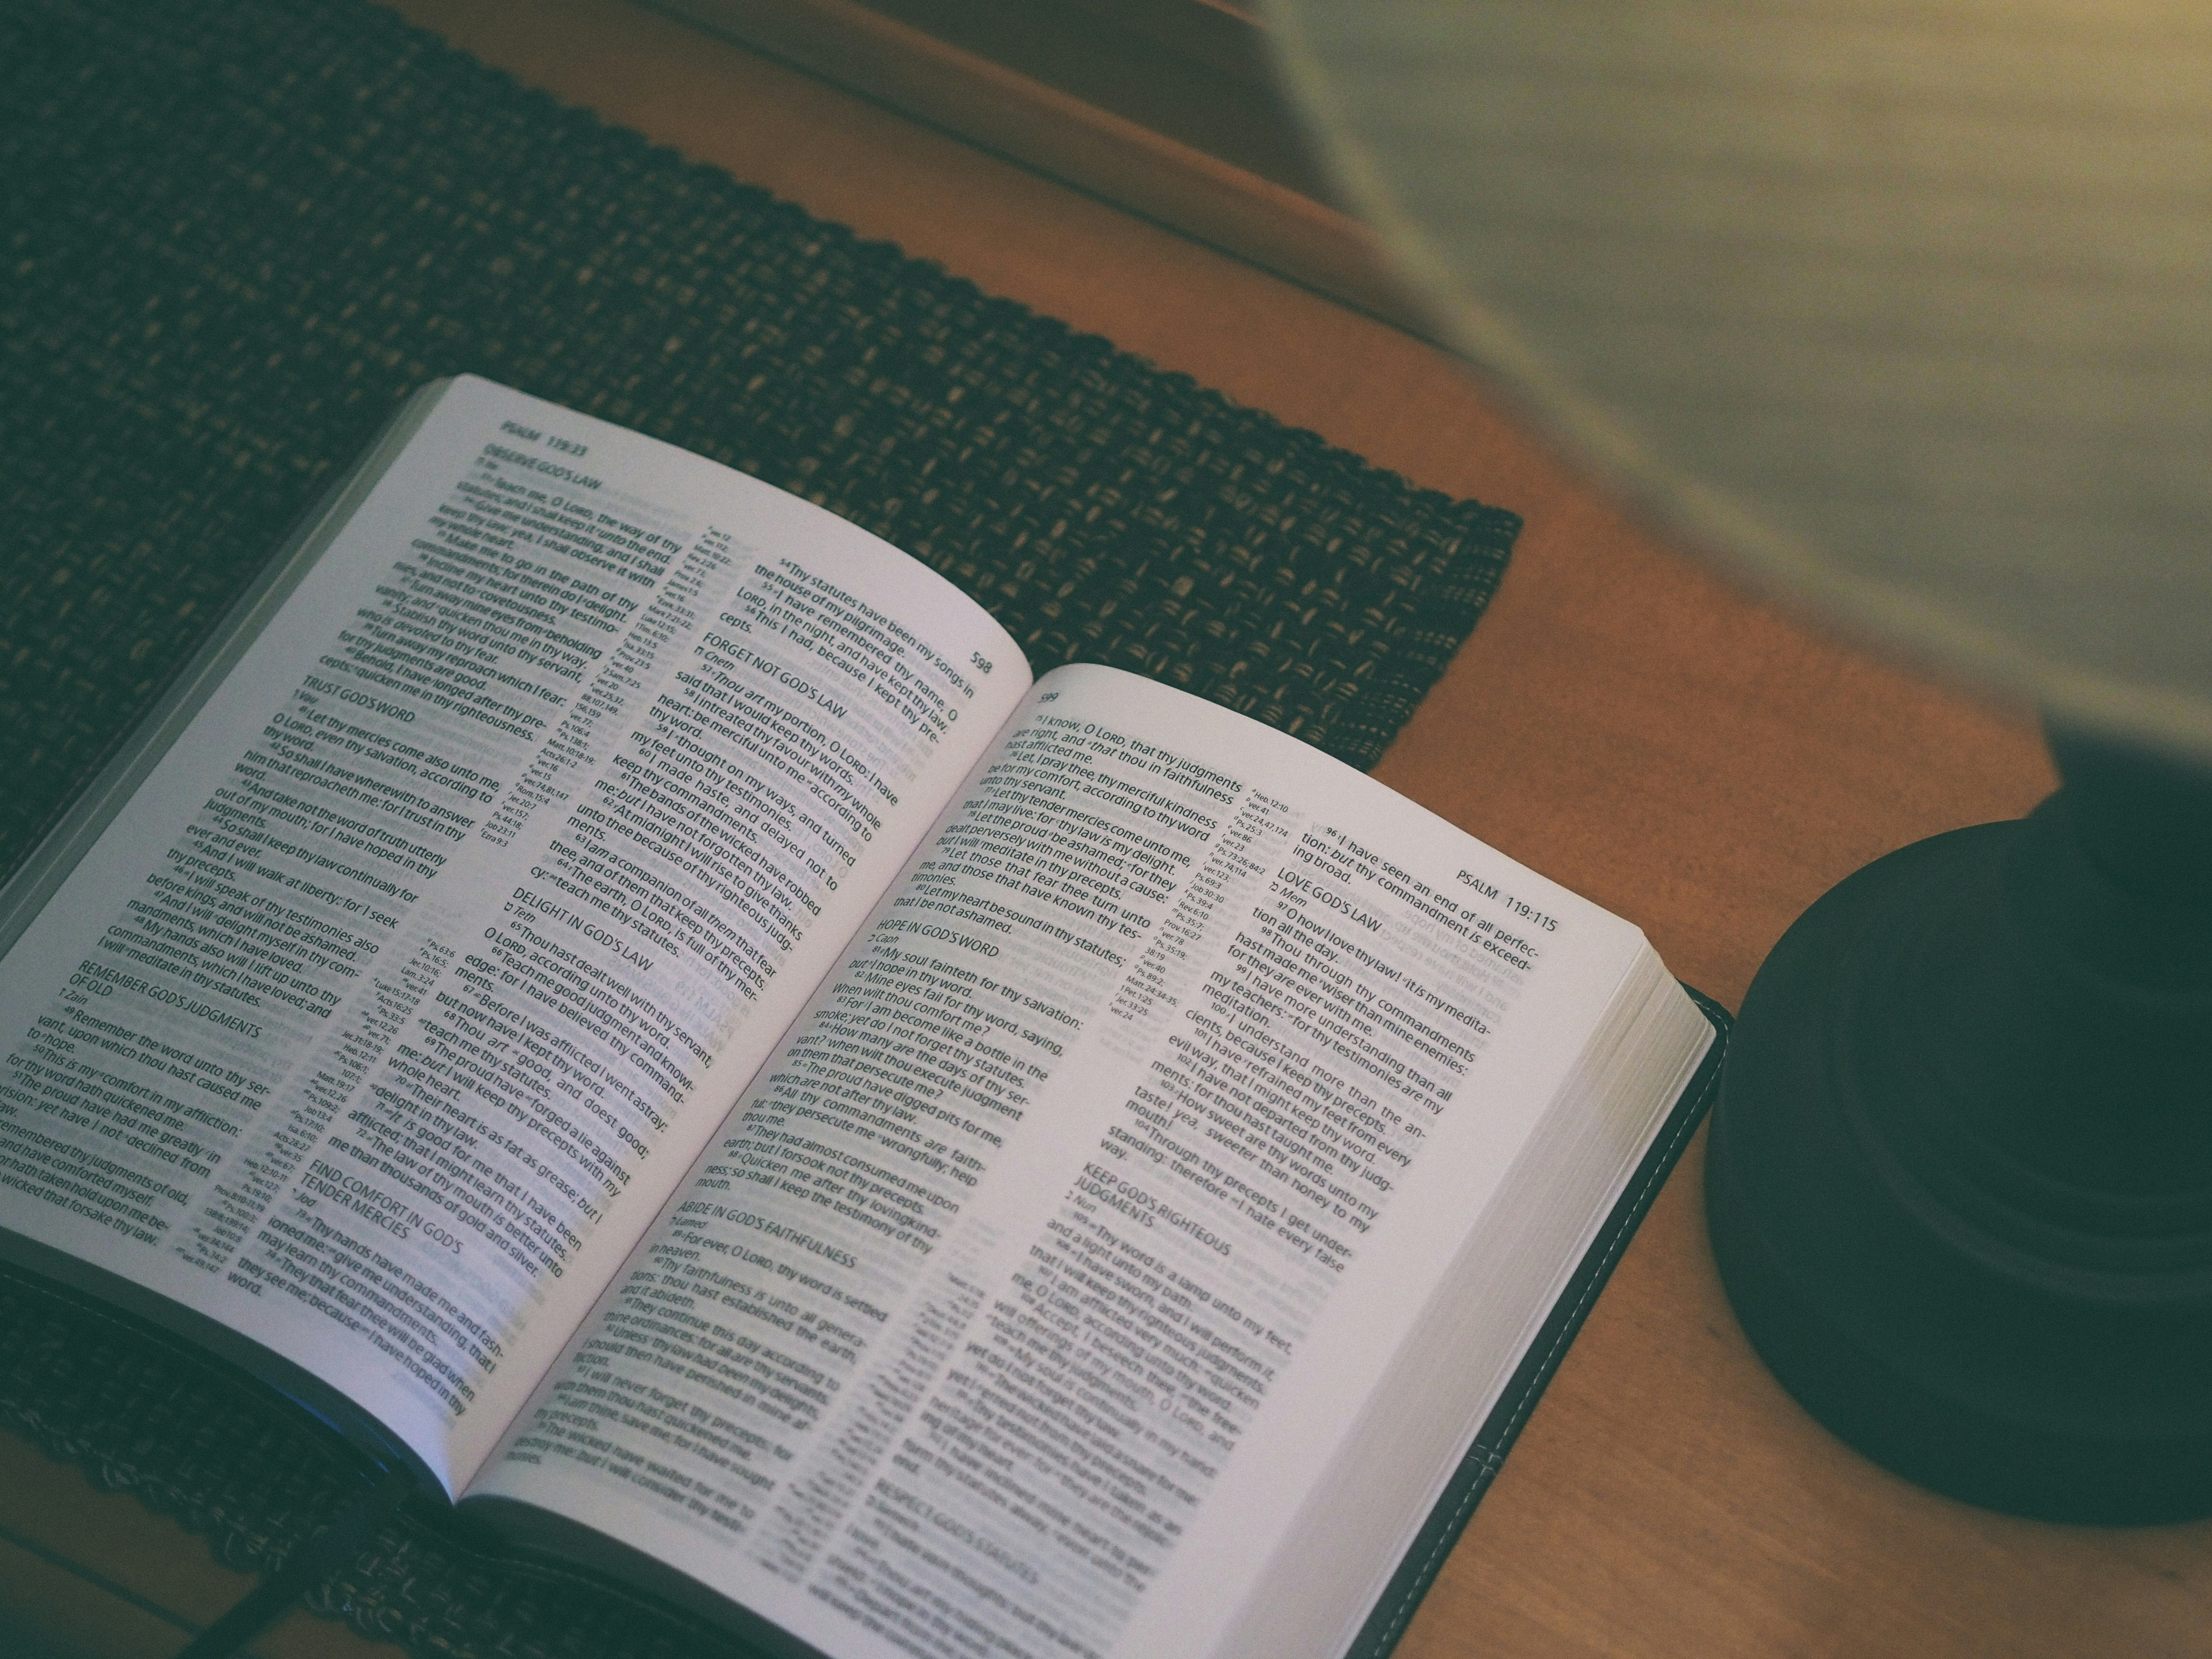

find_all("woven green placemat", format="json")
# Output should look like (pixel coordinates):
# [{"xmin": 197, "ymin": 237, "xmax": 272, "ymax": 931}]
[
  {"xmin": 0, "ymin": 0, "xmax": 1518, "ymax": 1652},
  {"xmin": 0, "ymin": 0, "xmax": 1516, "ymax": 889}
]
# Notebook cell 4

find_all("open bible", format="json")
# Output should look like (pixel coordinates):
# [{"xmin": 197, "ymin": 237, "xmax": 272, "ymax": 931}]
[{"xmin": 0, "ymin": 377, "xmax": 1720, "ymax": 1659}]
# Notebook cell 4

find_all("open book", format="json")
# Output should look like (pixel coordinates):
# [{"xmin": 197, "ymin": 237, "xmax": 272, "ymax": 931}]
[{"xmin": 0, "ymin": 377, "xmax": 1719, "ymax": 1659}]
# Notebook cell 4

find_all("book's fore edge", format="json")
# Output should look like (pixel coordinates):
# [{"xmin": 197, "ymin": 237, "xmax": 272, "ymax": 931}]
[
  {"xmin": 1338, "ymin": 988, "xmax": 1734, "ymax": 1659},
  {"xmin": 0, "ymin": 1235, "xmax": 765, "ymax": 1655},
  {"xmin": 0, "ymin": 1226, "xmax": 436, "ymax": 1491},
  {"xmin": 456, "ymin": 1494, "xmax": 835, "ymax": 1659},
  {"xmin": 0, "ymin": 383, "xmax": 457, "ymax": 1487},
  {"xmin": 0, "ymin": 379, "xmax": 456, "ymax": 958}
]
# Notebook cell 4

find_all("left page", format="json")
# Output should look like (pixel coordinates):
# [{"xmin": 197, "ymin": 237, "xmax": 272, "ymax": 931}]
[{"xmin": 0, "ymin": 376, "xmax": 1030, "ymax": 1491}]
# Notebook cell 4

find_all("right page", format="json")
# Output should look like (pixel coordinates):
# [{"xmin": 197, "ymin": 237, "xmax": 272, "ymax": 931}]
[{"xmin": 468, "ymin": 663, "xmax": 1710, "ymax": 1659}]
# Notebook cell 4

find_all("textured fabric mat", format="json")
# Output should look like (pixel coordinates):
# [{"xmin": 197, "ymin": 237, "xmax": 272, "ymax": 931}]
[
  {"xmin": 0, "ymin": 1263, "xmax": 748, "ymax": 1656},
  {"xmin": 0, "ymin": 0, "xmax": 1518, "ymax": 1653},
  {"xmin": 0, "ymin": 0, "xmax": 1517, "ymax": 888}
]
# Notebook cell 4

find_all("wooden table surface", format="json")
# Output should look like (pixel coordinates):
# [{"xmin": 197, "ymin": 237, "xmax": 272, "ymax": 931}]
[{"xmin": 4, "ymin": 2, "xmax": 2207, "ymax": 1655}]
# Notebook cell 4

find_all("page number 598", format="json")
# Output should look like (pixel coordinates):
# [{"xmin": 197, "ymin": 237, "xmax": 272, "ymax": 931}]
[{"xmin": 971, "ymin": 652, "xmax": 993, "ymax": 674}]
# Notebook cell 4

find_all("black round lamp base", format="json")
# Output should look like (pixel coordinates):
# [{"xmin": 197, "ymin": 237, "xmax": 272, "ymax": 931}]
[{"xmin": 1706, "ymin": 809, "xmax": 2212, "ymax": 1525}]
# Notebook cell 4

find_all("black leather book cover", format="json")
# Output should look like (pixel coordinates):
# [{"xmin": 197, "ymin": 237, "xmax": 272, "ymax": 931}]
[{"xmin": 1343, "ymin": 990, "xmax": 1733, "ymax": 1659}]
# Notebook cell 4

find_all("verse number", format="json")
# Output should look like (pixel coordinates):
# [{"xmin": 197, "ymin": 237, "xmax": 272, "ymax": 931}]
[{"xmin": 971, "ymin": 652, "xmax": 994, "ymax": 674}]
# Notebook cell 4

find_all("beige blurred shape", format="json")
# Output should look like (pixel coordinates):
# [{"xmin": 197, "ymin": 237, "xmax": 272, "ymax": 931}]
[{"xmin": 1265, "ymin": 0, "xmax": 2212, "ymax": 759}]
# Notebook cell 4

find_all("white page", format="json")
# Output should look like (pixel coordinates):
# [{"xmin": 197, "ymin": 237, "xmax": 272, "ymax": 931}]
[
  {"xmin": 0, "ymin": 377, "xmax": 1030, "ymax": 1491},
  {"xmin": 468, "ymin": 664, "xmax": 1656, "ymax": 1659}
]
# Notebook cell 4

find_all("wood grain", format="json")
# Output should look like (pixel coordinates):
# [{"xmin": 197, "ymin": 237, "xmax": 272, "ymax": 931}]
[
  {"xmin": 6, "ymin": 0, "xmax": 2206, "ymax": 1653},
  {"xmin": 599, "ymin": 0, "xmax": 1426, "ymax": 330},
  {"xmin": 0, "ymin": 1433, "xmax": 408, "ymax": 1659}
]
